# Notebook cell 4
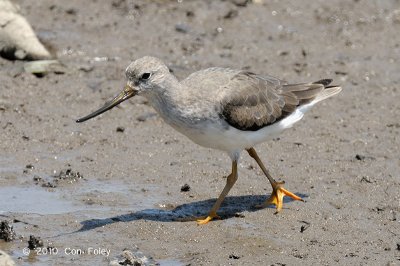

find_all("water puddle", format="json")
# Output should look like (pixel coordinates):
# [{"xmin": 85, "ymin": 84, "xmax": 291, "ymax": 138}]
[
  {"xmin": 0, "ymin": 179, "xmax": 165, "ymax": 216},
  {"xmin": 0, "ymin": 186, "xmax": 78, "ymax": 215},
  {"xmin": 158, "ymin": 258, "xmax": 184, "ymax": 266}
]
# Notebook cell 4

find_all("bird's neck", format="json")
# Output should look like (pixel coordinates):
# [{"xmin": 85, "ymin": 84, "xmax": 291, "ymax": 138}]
[{"xmin": 145, "ymin": 76, "xmax": 187, "ymax": 122}]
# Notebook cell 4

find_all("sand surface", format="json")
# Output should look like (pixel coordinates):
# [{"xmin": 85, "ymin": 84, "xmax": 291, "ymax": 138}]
[{"xmin": 0, "ymin": 0, "xmax": 399, "ymax": 265}]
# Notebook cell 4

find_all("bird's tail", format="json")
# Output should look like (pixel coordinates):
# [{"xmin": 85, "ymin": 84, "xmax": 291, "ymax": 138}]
[
  {"xmin": 311, "ymin": 79, "xmax": 342, "ymax": 104},
  {"xmin": 273, "ymin": 79, "xmax": 341, "ymax": 131},
  {"xmin": 281, "ymin": 79, "xmax": 342, "ymax": 113}
]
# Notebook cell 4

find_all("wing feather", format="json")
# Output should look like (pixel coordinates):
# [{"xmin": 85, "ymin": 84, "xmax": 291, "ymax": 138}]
[{"xmin": 220, "ymin": 71, "xmax": 336, "ymax": 131}]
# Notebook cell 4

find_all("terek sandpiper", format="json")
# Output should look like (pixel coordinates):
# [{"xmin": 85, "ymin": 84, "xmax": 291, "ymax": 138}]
[{"xmin": 77, "ymin": 56, "xmax": 341, "ymax": 224}]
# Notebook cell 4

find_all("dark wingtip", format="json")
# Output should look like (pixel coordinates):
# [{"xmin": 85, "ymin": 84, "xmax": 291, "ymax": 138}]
[{"xmin": 313, "ymin": 79, "xmax": 332, "ymax": 86}]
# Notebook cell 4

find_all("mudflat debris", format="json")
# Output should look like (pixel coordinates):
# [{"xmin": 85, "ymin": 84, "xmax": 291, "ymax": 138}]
[
  {"xmin": 33, "ymin": 168, "xmax": 84, "ymax": 188},
  {"xmin": 28, "ymin": 235, "xmax": 43, "ymax": 250},
  {"xmin": 109, "ymin": 249, "xmax": 157, "ymax": 266},
  {"xmin": 0, "ymin": 220, "xmax": 16, "ymax": 242}
]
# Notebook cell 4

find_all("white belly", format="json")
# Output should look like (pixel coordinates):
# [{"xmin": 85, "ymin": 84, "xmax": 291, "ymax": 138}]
[{"xmin": 171, "ymin": 109, "xmax": 305, "ymax": 155}]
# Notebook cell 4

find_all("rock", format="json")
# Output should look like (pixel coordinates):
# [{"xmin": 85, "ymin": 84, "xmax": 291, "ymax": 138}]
[
  {"xmin": 180, "ymin": 183, "xmax": 190, "ymax": 192},
  {"xmin": 223, "ymin": 9, "xmax": 238, "ymax": 19},
  {"xmin": 355, "ymin": 154, "xmax": 375, "ymax": 161},
  {"xmin": 175, "ymin": 23, "xmax": 190, "ymax": 34},
  {"xmin": 23, "ymin": 60, "xmax": 66, "ymax": 76},
  {"xmin": 53, "ymin": 168, "xmax": 83, "ymax": 182},
  {"xmin": 116, "ymin": 126, "xmax": 125, "ymax": 132},
  {"xmin": 355, "ymin": 154, "xmax": 365, "ymax": 160},
  {"xmin": 229, "ymin": 254, "xmax": 240, "ymax": 259},
  {"xmin": 0, "ymin": 0, "xmax": 51, "ymax": 60},
  {"xmin": 230, "ymin": 0, "xmax": 249, "ymax": 7},
  {"xmin": 28, "ymin": 235, "xmax": 43, "ymax": 250},
  {"xmin": 109, "ymin": 249, "xmax": 156, "ymax": 266},
  {"xmin": 0, "ymin": 220, "xmax": 16, "ymax": 241},
  {"xmin": 0, "ymin": 250, "xmax": 15, "ymax": 266}
]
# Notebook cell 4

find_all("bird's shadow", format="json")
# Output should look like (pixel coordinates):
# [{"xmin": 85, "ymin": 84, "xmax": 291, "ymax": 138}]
[{"xmin": 78, "ymin": 193, "xmax": 307, "ymax": 232}]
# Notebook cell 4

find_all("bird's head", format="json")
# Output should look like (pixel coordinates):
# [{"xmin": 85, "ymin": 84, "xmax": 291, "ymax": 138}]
[
  {"xmin": 76, "ymin": 56, "xmax": 170, "ymax": 123},
  {"xmin": 125, "ymin": 56, "xmax": 170, "ymax": 95}
]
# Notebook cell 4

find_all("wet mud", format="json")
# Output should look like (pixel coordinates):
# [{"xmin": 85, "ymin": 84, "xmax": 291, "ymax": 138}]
[{"xmin": 0, "ymin": 0, "xmax": 399, "ymax": 265}]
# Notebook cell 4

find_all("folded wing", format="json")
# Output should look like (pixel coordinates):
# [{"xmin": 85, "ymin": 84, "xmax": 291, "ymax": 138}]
[{"xmin": 221, "ymin": 71, "xmax": 339, "ymax": 131}]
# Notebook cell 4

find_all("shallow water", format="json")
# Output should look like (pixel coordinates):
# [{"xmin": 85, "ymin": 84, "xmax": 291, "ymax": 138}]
[
  {"xmin": 158, "ymin": 258, "xmax": 184, "ymax": 266},
  {"xmin": 0, "ymin": 179, "xmax": 164, "ymax": 215},
  {"xmin": 0, "ymin": 186, "xmax": 78, "ymax": 215}
]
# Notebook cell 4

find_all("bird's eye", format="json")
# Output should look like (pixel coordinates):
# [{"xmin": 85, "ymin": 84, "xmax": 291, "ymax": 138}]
[{"xmin": 141, "ymin": 73, "xmax": 151, "ymax": 80}]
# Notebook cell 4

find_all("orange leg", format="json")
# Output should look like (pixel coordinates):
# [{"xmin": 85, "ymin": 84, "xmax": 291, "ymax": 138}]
[
  {"xmin": 247, "ymin": 148, "xmax": 303, "ymax": 212},
  {"xmin": 197, "ymin": 160, "xmax": 238, "ymax": 224}
]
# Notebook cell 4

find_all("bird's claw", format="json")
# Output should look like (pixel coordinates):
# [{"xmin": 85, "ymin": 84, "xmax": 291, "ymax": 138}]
[
  {"xmin": 257, "ymin": 181, "xmax": 303, "ymax": 212},
  {"xmin": 196, "ymin": 212, "xmax": 220, "ymax": 225}
]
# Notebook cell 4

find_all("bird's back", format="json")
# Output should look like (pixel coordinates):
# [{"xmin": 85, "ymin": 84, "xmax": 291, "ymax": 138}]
[
  {"xmin": 181, "ymin": 67, "xmax": 283, "ymax": 98},
  {"xmin": 181, "ymin": 67, "xmax": 341, "ymax": 132}
]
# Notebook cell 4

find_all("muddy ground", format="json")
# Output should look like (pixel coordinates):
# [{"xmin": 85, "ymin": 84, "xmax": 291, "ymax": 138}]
[{"xmin": 1, "ymin": 0, "xmax": 399, "ymax": 265}]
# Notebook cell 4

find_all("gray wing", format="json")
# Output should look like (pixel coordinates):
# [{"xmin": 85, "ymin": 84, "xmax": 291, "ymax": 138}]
[{"xmin": 220, "ymin": 71, "xmax": 329, "ymax": 131}]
